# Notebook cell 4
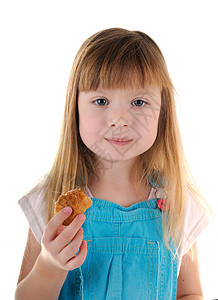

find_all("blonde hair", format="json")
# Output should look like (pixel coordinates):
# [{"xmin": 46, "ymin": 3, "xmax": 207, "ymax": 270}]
[{"xmin": 42, "ymin": 28, "xmax": 211, "ymax": 255}]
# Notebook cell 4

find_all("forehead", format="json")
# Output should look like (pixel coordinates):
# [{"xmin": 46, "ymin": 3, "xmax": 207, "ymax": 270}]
[
  {"xmin": 78, "ymin": 45, "xmax": 164, "ymax": 92},
  {"xmin": 99, "ymin": 85, "xmax": 160, "ymax": 97},
  {"xmin": 79, "ymin": 84, "xmax": 161, "ymax": 103},
  {"xmin": 78, "ymin": 68, "xmax": 163, "ymax": 93}
]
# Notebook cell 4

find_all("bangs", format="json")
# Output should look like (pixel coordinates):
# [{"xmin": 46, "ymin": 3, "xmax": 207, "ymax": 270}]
[{"xmin": 78, "ymin": 29, "xmax": 171, "ymax": 91}]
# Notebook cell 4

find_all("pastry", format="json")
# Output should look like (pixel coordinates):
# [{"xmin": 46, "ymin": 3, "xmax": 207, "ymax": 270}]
[{"xmin": 54, "ymin": 188, "xmax": 92, "ymax": 225}]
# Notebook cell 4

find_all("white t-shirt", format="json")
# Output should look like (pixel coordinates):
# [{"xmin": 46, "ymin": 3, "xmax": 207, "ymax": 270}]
[{"xmin": 18, "ymin": 179, "xmax": 209, "ymax": 277}]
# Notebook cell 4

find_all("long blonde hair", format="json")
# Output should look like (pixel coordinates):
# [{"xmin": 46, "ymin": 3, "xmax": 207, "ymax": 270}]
[{"xmin": 42, "ymin": 28, "xmax": 210, "ymax": 254}]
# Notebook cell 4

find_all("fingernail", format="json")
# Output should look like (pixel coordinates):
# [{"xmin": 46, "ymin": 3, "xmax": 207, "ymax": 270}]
[
  {"xmin": 78, "ymin": 214, "xmax": 85, "ymax": 221},
  {"xmin": 63, "ymin": 207, "xmax": 72, "ymax": 214}
]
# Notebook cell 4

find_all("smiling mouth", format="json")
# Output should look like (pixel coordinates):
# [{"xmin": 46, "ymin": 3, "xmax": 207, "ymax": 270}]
[{"xmin": 105, "ymin": 138, "xmax": 133, "ymax": 146}]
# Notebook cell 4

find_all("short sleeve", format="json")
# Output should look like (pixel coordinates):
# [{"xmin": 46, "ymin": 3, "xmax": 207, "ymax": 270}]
[
  {"xmin": 181, "ymin": 191, "xmax": 210, "ymax": 257},
  {"xmin": 18, "ymin": 178, "xmax": 47, "ymax": 244}
]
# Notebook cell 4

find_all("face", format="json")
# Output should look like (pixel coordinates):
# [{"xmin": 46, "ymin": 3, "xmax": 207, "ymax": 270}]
[{"xmin": 78, "ymin": 85, "xmax": 162, "ymax": 163}]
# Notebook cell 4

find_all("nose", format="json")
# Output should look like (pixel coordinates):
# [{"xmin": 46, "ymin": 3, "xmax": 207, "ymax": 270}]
[
  {"xmin": 109, "ymin": 119, "xmax": 128, "ymax": 127},
  {"xmin": 108, "ymin": 106, "xmax": 130, "ymax": 128}
]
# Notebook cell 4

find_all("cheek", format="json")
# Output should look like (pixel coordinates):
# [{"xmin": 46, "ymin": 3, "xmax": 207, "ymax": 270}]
[
  {"xmin": 79, "ymin": 112, "xmax": 103, "ymax": 146},
  {"xmin": 135, "ymin": 107, "xmax": 160, "ymax": 133},
  {"xmin": 135, "ymin": 109, "xmax": 160, "ymax": 148}
]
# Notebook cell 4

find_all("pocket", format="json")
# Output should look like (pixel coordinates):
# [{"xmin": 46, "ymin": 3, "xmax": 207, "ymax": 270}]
[{"xmin": 81, "ymin": 237, "xmax": 160, "ymax": 300}]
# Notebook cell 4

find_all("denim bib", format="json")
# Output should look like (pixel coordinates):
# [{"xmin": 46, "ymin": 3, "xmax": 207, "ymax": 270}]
[{"xmin": 58, "ymin": 197, "xmax": 178, "ymax": 299}]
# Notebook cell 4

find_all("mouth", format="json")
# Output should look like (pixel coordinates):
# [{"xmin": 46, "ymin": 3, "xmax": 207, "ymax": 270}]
[{"xmin": 105, "ymin": 138, "xmax": 133, "ymax": 146}]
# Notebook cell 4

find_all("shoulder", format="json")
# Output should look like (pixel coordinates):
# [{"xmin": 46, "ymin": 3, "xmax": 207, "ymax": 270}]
[{"xmin": 18, "ymin": 176, "xmax": 48, "ymax": 244}]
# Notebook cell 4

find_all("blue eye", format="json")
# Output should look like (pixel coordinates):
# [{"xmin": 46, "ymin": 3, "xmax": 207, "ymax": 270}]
[
  {"xmin": 93, "ymin": 98, "xmax": 108, "ymax": 106},
  {"xmin": 132, "ymin": 99, "xmax": 146, "ymax": 107}
]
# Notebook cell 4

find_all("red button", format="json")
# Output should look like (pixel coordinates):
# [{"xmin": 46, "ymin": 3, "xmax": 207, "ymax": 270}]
[{"xmin": 157, "ymin": 199, "xmax": 170, "ymax": 211}]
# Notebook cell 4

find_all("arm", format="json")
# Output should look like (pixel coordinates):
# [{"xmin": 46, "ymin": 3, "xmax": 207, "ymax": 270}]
[
  {"xmin": 177, "ymin": 297, "xmax": 204, "ymax": 300},
  {"xmin": 15, "ymin": 208, "xmax": 87, "ymax": 300},
  {"xmin": 15, "ymin": 249, "xmax": 68, "ymax": 300},
  {"xmin": 177, "ymin": 242, "xmax": 204, "ymax": 300},
  {"xmin": 17, "ymin": 228, "xmax": 41, "ymax": 285}
]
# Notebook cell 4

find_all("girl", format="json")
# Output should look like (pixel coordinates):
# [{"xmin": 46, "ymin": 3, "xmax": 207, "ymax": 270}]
[{"xmin": 15, "ymin": 28, "xmax": 211, "ymax": 299}]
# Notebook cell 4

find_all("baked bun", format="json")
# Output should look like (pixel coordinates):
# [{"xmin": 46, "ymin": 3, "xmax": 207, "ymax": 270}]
[{"xmin": 54, "ymin": 188, "xmax": 92, "ymax": 225}]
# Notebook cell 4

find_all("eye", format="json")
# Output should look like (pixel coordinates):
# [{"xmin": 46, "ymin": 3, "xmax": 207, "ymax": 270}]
[
  {"xmin": 93, "ymin": 98, "xmax": 109, "ymax": 106},
  {"xmin": 132, "ymin": 99, "xmax": 147, "ymax": 107}
]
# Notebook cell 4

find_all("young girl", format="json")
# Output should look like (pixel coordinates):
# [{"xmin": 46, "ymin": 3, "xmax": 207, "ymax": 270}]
[{"xmin": 15, "ymin": 28, "xmax": 211, "ymax": 300}]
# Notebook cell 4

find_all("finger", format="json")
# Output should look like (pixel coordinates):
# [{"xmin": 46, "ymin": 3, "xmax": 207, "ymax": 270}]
[
  {"xmin": 54, "ymin": 214, "xmax": 86, "ymax": 251},
  {"xmin": 42, "ymin": 207, "xmax": 72, "ymax": 243},
  {"xmin": 56, "ymin": 224, "xmax": 66, "ymax": 236},
  {"xmin": 59, "ymin": 227, "xmax": 84, "ymax": 262},
  {"xmin": 66, "ymin": 240, "xmax": 87, "ymax": 270}
]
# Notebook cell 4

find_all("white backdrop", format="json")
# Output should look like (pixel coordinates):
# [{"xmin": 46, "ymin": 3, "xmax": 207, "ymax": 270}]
[{"xmin": 1, "ymin": 1, "xmax": 218, "ymax": 299}]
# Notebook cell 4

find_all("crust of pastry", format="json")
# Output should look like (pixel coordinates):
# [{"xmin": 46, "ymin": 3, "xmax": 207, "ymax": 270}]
[{"xmin": 54, "ymin": 188, "xmax": 92, "ymax": 225}]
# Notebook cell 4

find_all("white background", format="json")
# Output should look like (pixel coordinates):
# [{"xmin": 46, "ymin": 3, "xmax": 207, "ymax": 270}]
[{"xmin": 1, "ymin": 1, "xmax": 218, "ymax": 299}]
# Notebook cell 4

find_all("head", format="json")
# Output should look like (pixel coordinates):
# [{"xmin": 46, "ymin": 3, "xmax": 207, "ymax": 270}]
[
  {"xmin": 64, "ymin": 28, "xmax": 177, "ymax": 182},
  {"xmin": 46, "ymin": 28, "xmax": 192, "ymax": 252}
]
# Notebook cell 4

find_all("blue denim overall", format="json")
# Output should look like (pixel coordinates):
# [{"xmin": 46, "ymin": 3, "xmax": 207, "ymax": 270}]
[{"xmin": 58, "ymin": 197, "xmax": 178, "ymax": 299}]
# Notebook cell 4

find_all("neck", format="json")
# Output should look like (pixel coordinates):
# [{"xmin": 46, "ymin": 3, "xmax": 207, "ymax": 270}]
[
  {"xmin": 92, "ymin": 157, "xmax": 134, "ymax": 185},
  {"xmin": 89, "ymin": 158, "xmax": 150, "ymax": 207}
]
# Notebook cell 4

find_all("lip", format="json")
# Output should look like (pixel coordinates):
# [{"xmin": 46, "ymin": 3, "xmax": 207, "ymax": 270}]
[{"xmin": 105, "ymin": 138, "xmax": 133, "ymax": 146}]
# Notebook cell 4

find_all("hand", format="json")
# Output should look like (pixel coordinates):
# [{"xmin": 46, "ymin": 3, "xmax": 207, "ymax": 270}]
[{"xmin": 40, "ymin": 207, "xmax": 87, "ymax": 272}]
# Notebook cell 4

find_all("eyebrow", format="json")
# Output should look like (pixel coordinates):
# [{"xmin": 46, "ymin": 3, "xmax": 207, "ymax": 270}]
[
  {"xmin": 84, "ymin": 89, "xmax": 160, "ymax": 102},
  {"xmin": 95, "ymin": 89, "xmax": 157, "ymax": 96},
  {"xmin": 139, "ymin": 92, "xmax": 157, "ymax": 101},
  {"xmin": 128, "ymin": 89, "xmax": 161, "ymax": 102}
]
